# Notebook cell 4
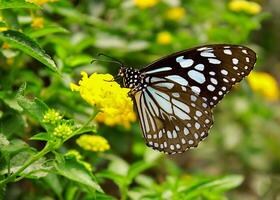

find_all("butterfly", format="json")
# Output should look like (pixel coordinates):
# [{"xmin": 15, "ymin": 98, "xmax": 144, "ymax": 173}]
[{"xmin": 118, "ymin": 44, "xmax": 257, "ymax": 154}]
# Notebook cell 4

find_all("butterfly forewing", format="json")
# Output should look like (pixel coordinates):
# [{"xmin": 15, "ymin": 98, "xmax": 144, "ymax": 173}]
[{"xmin": 141, "ymin": 44, "xmax": 256, "ymax": 107}]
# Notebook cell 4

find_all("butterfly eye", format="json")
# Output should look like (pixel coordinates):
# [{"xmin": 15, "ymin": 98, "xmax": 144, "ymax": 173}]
[{"xmin": 121, "ymin": 44, "xmax": 256, "ymax": 154}]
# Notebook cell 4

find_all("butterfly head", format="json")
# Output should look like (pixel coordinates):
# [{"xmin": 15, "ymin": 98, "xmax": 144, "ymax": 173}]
[{"xmin": 118, "ymin": 67, "xmax": 145, "ymax": 91}]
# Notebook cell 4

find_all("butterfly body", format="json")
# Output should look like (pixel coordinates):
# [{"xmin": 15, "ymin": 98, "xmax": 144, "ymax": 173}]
[{"xmin": 119, "ymin": 44, "xmax": 256, "ymax": 154}]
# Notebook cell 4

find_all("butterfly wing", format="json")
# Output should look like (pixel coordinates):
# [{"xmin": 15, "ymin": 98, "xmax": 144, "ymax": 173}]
[
  {"xmin": 140, "ymin": 44, "xmax": 257, "ymax": 107},
  {"xmin": 134, "ymin": 78, "xmax": 213, "ymax": 154}
]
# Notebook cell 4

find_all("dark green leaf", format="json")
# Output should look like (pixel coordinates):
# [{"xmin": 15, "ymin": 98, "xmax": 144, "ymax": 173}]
[{"xmin": 0, "ymin": 30, "xmax": 58, "ymax": 73}]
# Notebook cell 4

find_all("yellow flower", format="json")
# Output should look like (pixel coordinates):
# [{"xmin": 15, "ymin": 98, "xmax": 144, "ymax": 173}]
[
  {"xmin": 156, "ymin": 31, "xmax": 172, "ymax": 45},
  {"xmin": 76, "ymin": 134, "xmax": 110, "ymax": 152},
  {"xmin": 70, "ymin": 72, "xmax": 136, "ymax": 128},
  {"xmin": 0, "ymin": 27, "xmax": 8, "ymax": 32},
  {"xmin": 53, "ymin": 124, "xmax": 73, "ymax": 138},
  {"xmin": 43, "ymin": 109, "xmax": 63, "ymax": 124},
  {"xmin": 229, "ymin": 0, "xmax": 261, "ymax": 15},
  {"xmin": 26, "ymin": 0, "xmax": 57, "ymax": 6},
  {"xmin": 31, "ymin": 17, "xmax": 44, "ymax": 29},
  {"xmin": 247, "ymin": 71, "xmax": 279, "ymax": 101},
  {"xmin": 134, "ymin": 0, "xmax": 159, "ymax": 9},
  {"xmin": 165, "ymin": 7, "xmax": 185, "ymax": 21}
]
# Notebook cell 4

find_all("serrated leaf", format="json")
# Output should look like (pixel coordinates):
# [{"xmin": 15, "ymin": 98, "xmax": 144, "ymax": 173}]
[
  {"xmin": 16, "ymin": 85, "xmax": 49, "ymax": 125},
  {"xmin": 55, "ymin": 158, "xmax": 103, "ymax": 193},
  {"xmin": 0, "ymin": 139, "xmax": 30, "ymax": 159},
  {"xmin": 0, "ymin": 0, "xmax": 39, "ymax": 9},
  {"xmin": 0, "ymin": 30, "xmax": 58, "ymax": 73}
]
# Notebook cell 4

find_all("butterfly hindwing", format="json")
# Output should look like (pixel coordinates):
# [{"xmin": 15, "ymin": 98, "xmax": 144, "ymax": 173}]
[
  {"xmin": 134, "ymin": 78, "xmax": 213, "ymax": 154},
  {"xmin": 141, "ymin": 44, "xmax": 257, "ymax": 107}
]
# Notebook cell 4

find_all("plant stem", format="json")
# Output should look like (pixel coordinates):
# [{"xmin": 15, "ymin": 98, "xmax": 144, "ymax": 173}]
[{"xmin": 0, "ymin": 142, "xmax": 52, "ymax": 186}]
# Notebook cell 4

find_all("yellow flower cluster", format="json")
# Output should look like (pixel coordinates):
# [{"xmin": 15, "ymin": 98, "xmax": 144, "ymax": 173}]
[
  {"xmin": 76, "ymin": 134, "xmax": 110, "ymax": 152},
  {"xmin": 229, "ymin": 0, "xmax": 261, "ymax": 15},
  {"xmin": 70, "ymin": 72, "xmax": 136, "ymax": 128},
  {"xmin": 165, "ymin": 7, "xmax": 186, "ymax": 21},
  {"xmin": 134, "ymin": 0, "xmax": 159, "ymax": 9},
  {"xmin": 26, "ymin": 0, "xmax": 57, "ymax": 6},
  {"xmin": 247, "ymin": 71, "xmax": 279, "ymax": 101},
  {"xmin": 43, "ymin": 109, "xmax": 62, "ymax": 124},
  {"xmin": 31, "ymin": 17, "xmax": 44, "ymax": 29},
  {"xmin": 156, "ymin": 31, "xmax": 172, "ymax": 45},
  {"xmin": 53, "ymin": 124, "xmax": 73, "ymax": 138}
]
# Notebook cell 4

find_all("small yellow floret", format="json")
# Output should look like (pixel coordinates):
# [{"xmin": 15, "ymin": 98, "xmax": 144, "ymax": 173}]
[
  {"xmin": 165, "ymin": 7, "xmax": 185, "ymax": 21},
  {"xmin": 76, "ymin": 134, "xmax": 110, "ymax": 152},
  {"xmin": 26, "ymin": 0, "xmax": 57, "ymax": 5},
  {"xmin": 134, "ymin": 0, "xmax": 159, "ymax": 9},
  {"xmin": 229, "ymin": 0, "xmax": 261, "ymax": 15},
  {"xmin": 31, "ymin": 17, "xmax": 44, "ymax": 29},
  {"xmin": 43, "ymin": 109, "xmax": 63, "ymax": 124},
  {"xmin": 156, "ymin": 31, "xmax": 172, "ymax": 45},
  {"xmin": 247, "ymin": 71, "xmax": 279, "ymax": 101},
  {"xmin": 53, "ymin": 124, "xmax": 73, "ymax": 138}
]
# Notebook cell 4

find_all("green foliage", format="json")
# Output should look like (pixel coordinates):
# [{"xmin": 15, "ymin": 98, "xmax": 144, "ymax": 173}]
[{"xmin": 0, "ymin": 0, "xmax": 279, "ymax": 199}]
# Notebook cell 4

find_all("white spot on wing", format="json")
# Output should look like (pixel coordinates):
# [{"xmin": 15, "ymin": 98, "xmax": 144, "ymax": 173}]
[
  {"xmin": 194, "ymin": 64, "xmax": 205, "ymax": 71},
  {"xmin": 176, "ymin": 56, "xmax": 194, "ymax": 68},
  {"xmin": 201, "ymin": 51, "xmax": 215, "ymax": 58},
  {"xmin": 188, "ymin": 70, "xmax": 206, "ymax": 84},
  {"xmin": 145, "ymin": 67, "xmax": 172, "ymax": 74},
  {"xmin": 166, "ymin": 75, "xmax": 188, "ymax": 86},
  {"xmin": 208, "ymin": 58, "xmax": 221, "ymax": 64},
  {"xmin": 224, "ymin": 49, "xmax": 232, "ymax": 55}
]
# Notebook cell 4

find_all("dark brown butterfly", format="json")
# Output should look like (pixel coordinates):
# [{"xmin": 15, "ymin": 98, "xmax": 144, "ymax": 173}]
[{"xmin": 118, "ymin": 44, "xmax": 256, "ymax": 154}]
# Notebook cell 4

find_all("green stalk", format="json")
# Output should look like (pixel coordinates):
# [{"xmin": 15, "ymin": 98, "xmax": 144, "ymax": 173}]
[{"xmin": 0, "ymin": 142, "xmax": 52, "ymax": 186}]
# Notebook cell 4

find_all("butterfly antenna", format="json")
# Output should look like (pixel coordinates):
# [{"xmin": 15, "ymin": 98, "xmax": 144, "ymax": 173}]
[{"xmin": 91, "ymin": 53, "xmax": 124, "ymax": 67}]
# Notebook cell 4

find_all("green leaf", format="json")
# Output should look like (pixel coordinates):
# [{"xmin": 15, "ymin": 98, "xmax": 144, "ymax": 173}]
[
  {"xmin": 97, "ymin": 170, "xmax": 125, "ymax": 187},
  {"xmin": 43, "ymin": 174, "xmax": 63, "ymax": 197},
  {"xmin": 26, "ymin": 25, "xmax": 69, "ymax": 38},
  {"xmin": 16, "ymin": 84, "xmax": 49, "ymax": 125},
  {"xmin": 200, "ymin": 175, "xmax": 244, "ymax": 192},
  {"xmin": 30, "ymin": 132, "xmax": 50, "ymax": 141},
  {"xmin": 127, "ymin": 161, "xmax": 153, "ymax": 183},
  {"xmin": 0, "ymin": 139, "xmax": 30, "ymax": 159},
  {"xmin": 55, "ymin": 157, "xmax": 103, "ymax": 193},
  {"xmin": 0, "ymin": 0, "xmax": 39, "ymax": 9},
  {"xmin": 0, "ymin": 30, "xmax": 58, "ymax": 73},
  {"xmin": 183, "ymin": 175, "xmax": 244, "ymax": 199}
]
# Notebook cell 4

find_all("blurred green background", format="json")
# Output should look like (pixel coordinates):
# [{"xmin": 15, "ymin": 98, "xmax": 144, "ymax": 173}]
[{"xmin": 1, "ymin": 0, "xmax": 280, "ymax": 199}]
